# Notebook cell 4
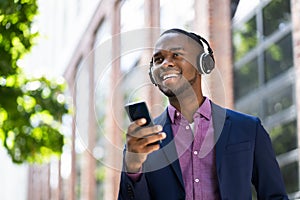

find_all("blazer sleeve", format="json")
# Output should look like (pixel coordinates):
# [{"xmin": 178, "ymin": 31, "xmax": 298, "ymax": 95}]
[
  {"xmin": 118, "ymin": 148, "xmax": 151, "ymax": 200},
  {"xmin": 118, "ymin": 171, "xmax": 151, "ymax": 200},
  {"xmin": 252, "ymin": 118, "xmax": 289, "ymax": 199}
]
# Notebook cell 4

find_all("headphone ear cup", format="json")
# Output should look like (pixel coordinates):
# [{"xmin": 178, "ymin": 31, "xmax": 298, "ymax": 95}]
[
  {"xmin": 148, "ymin": 67, "xmax": 157, "ymax": 86},
  {"xmin": 197, "ymin": 53, "xmax": 215, "ymax": 74}
]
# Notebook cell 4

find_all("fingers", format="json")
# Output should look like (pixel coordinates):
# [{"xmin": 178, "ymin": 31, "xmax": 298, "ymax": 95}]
[
  {"xmin": 127, "ymin": 118, "xmax": 147, "ymax": 134},
  {"xmin": 125, "ymin": 120, "xmax": 167, "ymax": 172},
  {"xmin": 127, "ymin": 118, "xmax": 163, "ymax": 139},
  {"xmin": 126, "ymin": 118, "xmax": 166, "ymax": 153},
  {"xmin": 125, "ymin": 132, "xmax": 166, "ymax": 172},
  {"xmin": 128, "ymin": 132, "xmax": 166, "ymax": 151},
  {"xmin": 136, "ymin": 132, "xmax": 166, "ymax": 147}
]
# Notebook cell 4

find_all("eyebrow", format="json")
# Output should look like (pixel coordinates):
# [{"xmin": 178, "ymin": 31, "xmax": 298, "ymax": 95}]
[
  {"xmin": 153, "ymin": 47, "xmax": 185, "ymax": 57},
  {"xmin": 169, "ymin": 47, "xmax": 184, "ymax": 51}
]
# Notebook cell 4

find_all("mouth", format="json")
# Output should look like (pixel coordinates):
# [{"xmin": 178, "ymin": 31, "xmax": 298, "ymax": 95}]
[
  {"xmin": 158, "ymin": 72, "xmax": 181, "ymax": 86},
  {"xmin": 161, "ymin": 73, "xmax": 180, "ymax": 80}
]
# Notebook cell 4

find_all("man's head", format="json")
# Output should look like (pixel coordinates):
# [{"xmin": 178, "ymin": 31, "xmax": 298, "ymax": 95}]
[{"xmin": 149, "ymin": 28, "xmax": 214, "ymax": 98}]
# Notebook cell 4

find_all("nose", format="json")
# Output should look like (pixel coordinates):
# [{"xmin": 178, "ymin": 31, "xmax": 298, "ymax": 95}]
[{"xmin": 161, "ymin": 55, "xmax": 175, "ymax": 68}]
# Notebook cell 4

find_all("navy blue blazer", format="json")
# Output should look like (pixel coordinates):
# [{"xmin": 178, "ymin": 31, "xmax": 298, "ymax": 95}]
[{"xmin": 118, "ymin": 103, "xmax": 288, "ymax": 200}]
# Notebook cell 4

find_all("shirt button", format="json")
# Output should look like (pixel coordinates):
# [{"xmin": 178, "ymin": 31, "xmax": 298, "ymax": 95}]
[
  {"xmin": 185, "ymin": 125, "xmax": 190, "ymax": 130},
  {"xmin": 193, "ymin": 151, "xmax": 198, "ymax": 155},
  {"xmin": 195, "ymin": 178, "xmax": 200, "ymax": 183}
]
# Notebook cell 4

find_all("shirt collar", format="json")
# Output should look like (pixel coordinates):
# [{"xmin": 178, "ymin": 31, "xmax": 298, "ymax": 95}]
[{"xmin": 167, "ymin": 97, "xmax": 212, "ymax": 124}]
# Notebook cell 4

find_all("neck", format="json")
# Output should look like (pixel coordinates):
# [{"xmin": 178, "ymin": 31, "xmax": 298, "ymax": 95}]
[{"xmin": 169, "ymin": 87, "xmax": 204, "ymax": 123}]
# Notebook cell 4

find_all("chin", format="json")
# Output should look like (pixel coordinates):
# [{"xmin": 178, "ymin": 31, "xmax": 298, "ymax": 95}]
[
  {"xmin": 158, "ymin": 83, "xmax": 189, "ymax": 98},
  {"xmin": 157, "ymin": 85, "xmax": 174, "ymax": 97}
]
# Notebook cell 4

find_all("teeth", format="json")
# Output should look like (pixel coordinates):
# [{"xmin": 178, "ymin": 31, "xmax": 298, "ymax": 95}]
[{"xmin": 162, "ymin": 74, "xmax": 178, "ymax": 80}]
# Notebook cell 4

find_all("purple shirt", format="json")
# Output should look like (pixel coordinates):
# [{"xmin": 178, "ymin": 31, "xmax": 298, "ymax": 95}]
[
  {"xmin": 168, "ymin": 97, "xmax": 220, "ymax": 200},
  {"xmin": 127, "ymin": 98, "xmax": 220, "ymax": 199}
]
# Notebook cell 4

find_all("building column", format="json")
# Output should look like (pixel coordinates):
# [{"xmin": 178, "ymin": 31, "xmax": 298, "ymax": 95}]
[
  {"xmin": 27, "ymin": 164, "xmax": 51, "ymax": 200},
  {"xmin": 80, "ymin": 38, "xmax": 97, "ymax": 200},
  {"xmin": 104, "ymin": 1, "xmax": 123, "ymax": 199},
  {"xmin": 194, "ymin": 0, "xmax": 234, "ymax": 109},
  {"xmin": 68, "ymin": 108, "xmax": 76, "ymax": 200},
  {"xmin": 144, "ymin": 0, "xmax": 163, "ymax": 118}
]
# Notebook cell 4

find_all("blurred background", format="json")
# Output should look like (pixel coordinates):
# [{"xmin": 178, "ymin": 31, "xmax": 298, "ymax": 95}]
[{"xmin": 0, "ymin": 0, "xmax": 300, "ymax": 199}]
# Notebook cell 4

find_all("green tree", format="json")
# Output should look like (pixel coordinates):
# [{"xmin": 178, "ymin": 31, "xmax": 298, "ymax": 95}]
[{"xmin": 0, "ymin": 0, "xmax": 68, "ymax": 163}]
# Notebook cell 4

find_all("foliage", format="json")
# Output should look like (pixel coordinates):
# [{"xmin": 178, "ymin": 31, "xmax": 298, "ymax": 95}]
[
  {"xmin": 0, "ymin": 0, "xmax": 69, "ymax": 163},
  {"xmin": 233, "ymin": 16, "xmax": 257, "ymax": 62}
]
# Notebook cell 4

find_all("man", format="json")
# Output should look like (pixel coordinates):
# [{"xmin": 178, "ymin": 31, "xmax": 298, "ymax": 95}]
[{"xmin": 118, "ymin": 28, "xmax": 288, "ymax": 200}]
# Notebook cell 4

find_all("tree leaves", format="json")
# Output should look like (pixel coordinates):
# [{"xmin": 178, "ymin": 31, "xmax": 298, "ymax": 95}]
[{"xmin": 0, "ymin": 0, "xmax": 69, "ymax": 164}]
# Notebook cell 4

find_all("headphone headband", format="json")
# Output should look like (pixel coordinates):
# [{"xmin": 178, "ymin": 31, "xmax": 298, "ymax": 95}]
[{"xmin": 149, "ymin": 29, "xmax": 215, "ymax": 85}]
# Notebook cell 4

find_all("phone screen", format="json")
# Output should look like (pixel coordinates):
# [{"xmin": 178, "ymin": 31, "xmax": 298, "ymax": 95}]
[{"xmin": 125, "ymin": 101, "xmax": 153, "ymax": 126}]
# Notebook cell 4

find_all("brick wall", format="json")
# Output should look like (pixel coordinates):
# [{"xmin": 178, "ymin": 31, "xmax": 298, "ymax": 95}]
[{"xmin": 194, "ymin": 0, "xmax": 234, "ymax": 109}]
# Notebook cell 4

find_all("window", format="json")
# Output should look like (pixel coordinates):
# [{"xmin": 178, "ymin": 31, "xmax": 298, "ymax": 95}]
[
  {"xmin": 160, "ymin": 0, "xmax": 195, "ymax": 30},
  {"xmin": 236, "ymin": 102, "xmax": 260, "ymax": 118},
  {"xmin": 233, "ymin": 1, "xmax": 297, "ymax": 196},
  {"xmin": 121, "ymin": 0, "xmax": 144, "ymax": 32},
  {"xmin": 263, "ymin": 84, "xmax": 293, "ymax": 117},
  {"xmin": 233, "ymin": 16, "xmax": 257, "ymax": 61},
  {"xmin": 94, "ymin": 20, "xmax": 112, "ymax": 199},
  {"xmin": 234, "ymin": 58, "xmax": 259, "ymax": 99},
  {"xmin": 264, "ymin": 33, "xmax": 293, "ymax": 82},
  {"xmin": 281, "ymin": 162, "xmax": 299, "ymax": 194},
  {"xmin": 263, "ymin": 0, "xmax": 291, "ymax": 37},
  {"xmin": 269, "ymin": 120, "xmax": 297, "ymax": 155}
]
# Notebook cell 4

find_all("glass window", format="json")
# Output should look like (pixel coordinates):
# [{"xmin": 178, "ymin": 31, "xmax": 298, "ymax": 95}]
[
  {"xmin": 94, "ymin": 21, "xmax": 111, "ymax": 200},
  {"xmin": 94, "ymin": 20, "xmax": 112, "ymax": 83},
  {"xmin": 121, "ymin": 0, "xmax": 144, "ymax": 32},
  {"xmin": 236, "ymin": 102, "xmax": 260, "ymax": 119},
  {"xmin": 264, "ymin": 33, "xmax": 293, "ymax": 82},
  {"xmin": 264, "ymin": 84, "xmax": 293, "ymax": 117},
  {"xmin": 233, "ymin": 0, "xmax": 260, "ymax": 22},
  {"xmin": 75, "ymin": 59, "xmax": 89, "ymax": 199},
  {"xmin": 269, "ymin": 120, "xmax": 297, "ymax": 155},
  {"xmin": 263, "ymin": 0, "xmax": 291, "ymax": 37},
  {"xmin": 233, "ymin": 1, "xmax": 296, "ymax": 195},
  {"xmin": 160, "ymin": 0, "xmax": 194, "ymax": 29},
  {"xmin": 233, "ymin": 16, "xmax": 257, "ymax": 61},
  {"xmin": 281, "ymin": 162, "xmax": 299, "ymax": 194},
  {"xmin": 234, "ymin": 58, "xmax": 259, "ymax": 100},
  {"xmin": 76, "ymin": 59, "xmax": 90, "ymax": 146},
  {"xmin": 120, "ymin": 0, "xmax": 144, "ymax": 72}
]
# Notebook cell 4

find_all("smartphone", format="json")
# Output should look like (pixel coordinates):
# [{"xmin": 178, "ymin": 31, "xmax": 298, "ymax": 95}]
[
  {"xmin": 124, "ymin": 101, "xmax": 154, "ymax": 126},
  {"xmin": 125, "ymin": 101, "xmax": 160, "ymax": 145}
]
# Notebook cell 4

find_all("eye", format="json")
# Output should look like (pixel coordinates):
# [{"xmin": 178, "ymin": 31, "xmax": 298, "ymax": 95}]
[
  {"xmin": 173, "ymin": 52, "xmax": 182, "ymax": 59},
  {"xmin": 154, "ymin": 57, "xmax": 163, "ymax": 64}
]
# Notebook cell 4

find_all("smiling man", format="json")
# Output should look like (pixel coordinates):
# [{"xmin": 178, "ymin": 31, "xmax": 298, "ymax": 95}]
[{"xmin": 118, "ymin": 28, "xmax": 288, "ymax": 200}]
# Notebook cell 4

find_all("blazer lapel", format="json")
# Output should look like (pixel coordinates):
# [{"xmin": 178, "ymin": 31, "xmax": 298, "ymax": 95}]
[
  {"xmin": 154, "ymin": 110, "xmax": 185, "ymax": 191},
  {"xmin": 211, "ymin": 103, "xmax": 232, "ymax": 176}
]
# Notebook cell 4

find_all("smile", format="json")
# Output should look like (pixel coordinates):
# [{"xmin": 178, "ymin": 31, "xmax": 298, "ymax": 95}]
[
  {"xmin": 163, "ymin": 74, "xmax": 179, "ymax": 80},
  {"xmin": 160, "ymin": 73, "xmax": 180, "ymax": 81}
]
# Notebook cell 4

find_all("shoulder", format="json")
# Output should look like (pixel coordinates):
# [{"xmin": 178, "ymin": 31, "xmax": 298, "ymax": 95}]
[
  {"xmin": 214, "ymin": 104, "xmax": 266, "ymax": 144},
  {"xmin": 211, "ymin": 102, "xmax": 261, "ymax": 127},
  {"xmin": 227, "ymin": 108, "xmax": 260, "ymax": 123}
]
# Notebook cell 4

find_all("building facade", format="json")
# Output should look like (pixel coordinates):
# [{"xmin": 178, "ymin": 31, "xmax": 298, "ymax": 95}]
[
  {"xmin": 26, "ymin": 0, "xmax": 300, "ymax": 199},
  {"xmin": 233, "ymin": 0, "xmax": 300, "ymax": 198}
]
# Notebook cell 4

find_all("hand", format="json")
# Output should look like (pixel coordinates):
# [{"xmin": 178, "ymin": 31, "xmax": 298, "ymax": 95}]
[{"xmin": 125, "ymin": 118, "xmax": 166, "ymax": 173}]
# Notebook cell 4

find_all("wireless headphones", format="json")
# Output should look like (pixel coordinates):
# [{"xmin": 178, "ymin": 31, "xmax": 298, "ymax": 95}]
[{"xmin": 149, "ymin": 29, "xmax": 215, "ymax": 86}]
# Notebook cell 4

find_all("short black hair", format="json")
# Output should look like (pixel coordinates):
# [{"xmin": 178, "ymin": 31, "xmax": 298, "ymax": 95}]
[
  {"xmin": 160, "ymin": 28, "xmax": 204, "ymax": 48},
  {"xmin": 160, "ymin": 28, "xmax": 214, "ymax": 58}
]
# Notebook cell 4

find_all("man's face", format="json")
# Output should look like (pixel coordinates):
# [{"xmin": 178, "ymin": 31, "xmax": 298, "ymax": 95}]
[{"xmin": 151, "ymin": 32, "xmax": 203, "ymax": 97}]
